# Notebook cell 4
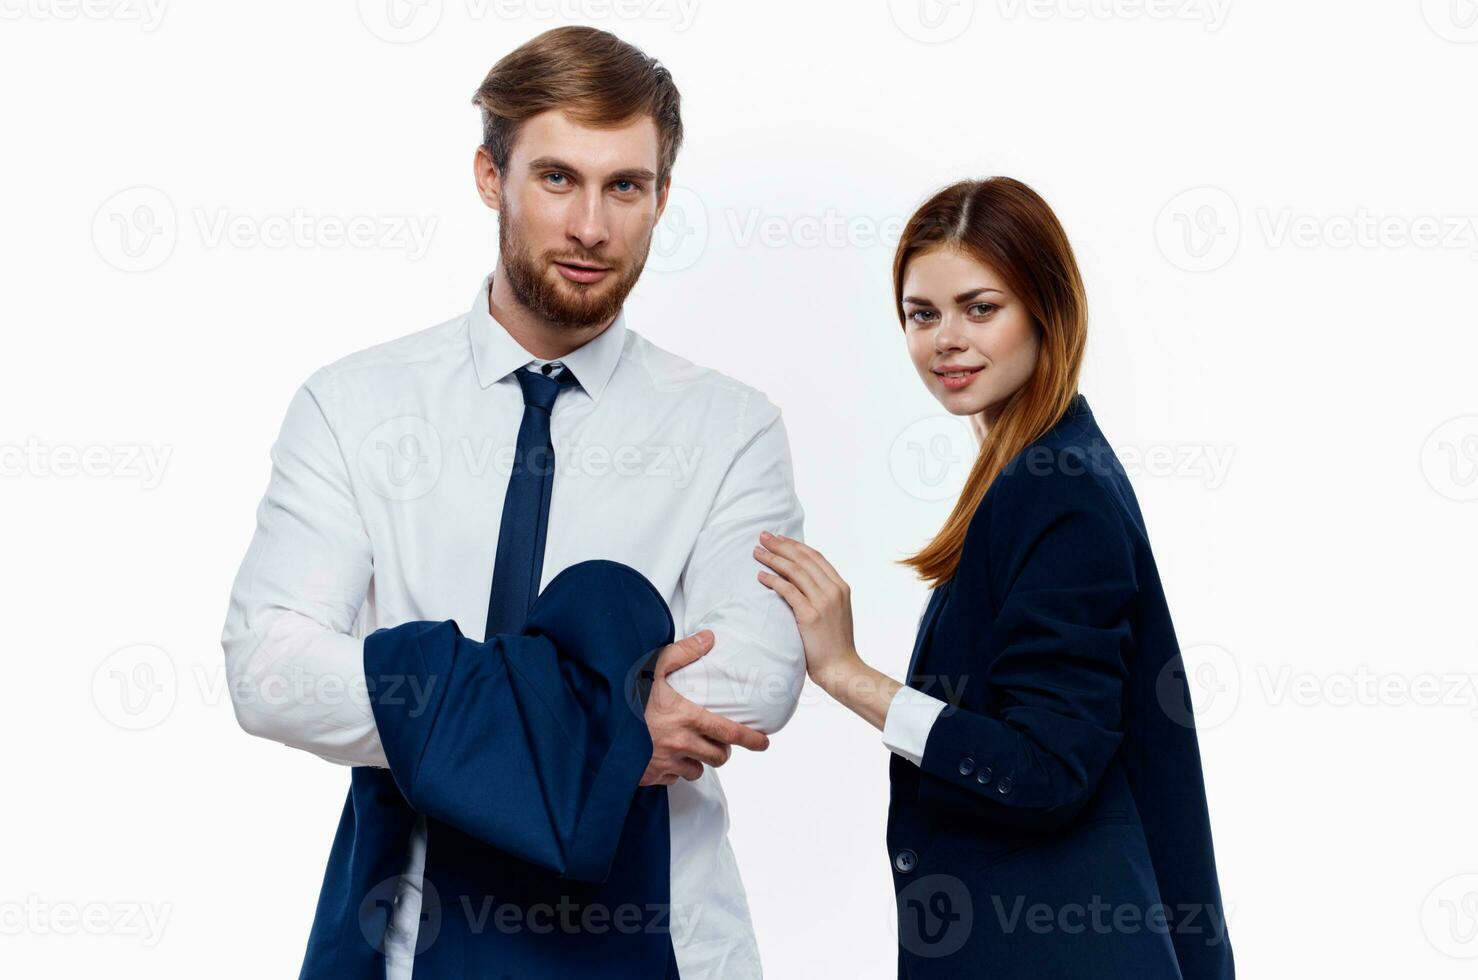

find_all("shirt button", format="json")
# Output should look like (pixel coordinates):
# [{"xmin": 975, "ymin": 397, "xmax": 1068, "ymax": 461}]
[
  {"xmin": 893, "ymin": 848, "xmax": 918, "ymax": 874},
  {"xmin": 997, "ymin": 775, "xmax": 1013, "ymax": 795},
  {"xmin": 975, "ymin": 766, "xmax": 993, "ymax": 785},
  {"xmin": 957, "ymin": 756, "xmax": 975, "ymax": 776}
]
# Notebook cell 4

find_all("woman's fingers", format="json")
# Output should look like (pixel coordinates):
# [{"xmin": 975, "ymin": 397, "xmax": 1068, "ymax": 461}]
[
  {"xmin": 770, "ymin": 532, "xmax": 847, "ymax": 590},
  {"xmin": 757, "ymin": 569, "xmax": 812, "ymax": 619},
  {"xmin": 800, "ymin": 543, "xmax": 847, "ymax": 590},
  {"xmin": 759, "ymin": 532, "xmax": 846, "ymax": 598},
  {"xmin": 755, "ymin": 537, "xmax": 827, "ymax": 598},
  {"xmin": 753, "ymin": 546, "xmax": 804, "ymax": 592}
]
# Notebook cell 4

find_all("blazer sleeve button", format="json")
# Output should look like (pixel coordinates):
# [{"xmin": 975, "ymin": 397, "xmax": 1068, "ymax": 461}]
[
  {"xmin": 957, "ymin": 756, "xmax": 975, "ymax": 776},
  {"xmin": 975, "ymin": 766, "xmax": 993, "ymax": 785},
  {"xmin": 996, "ymin": 775, "xmax": 1013, "ymax": 795},
  {"xmin": 893, "ymin": 848, "xmax": 918, "ymax": 874}
]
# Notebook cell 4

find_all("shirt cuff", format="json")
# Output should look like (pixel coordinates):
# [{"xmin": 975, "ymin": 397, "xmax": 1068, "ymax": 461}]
[{"xmin": 881, "ymin": 684, "xmax": 948, "ymax": 767}]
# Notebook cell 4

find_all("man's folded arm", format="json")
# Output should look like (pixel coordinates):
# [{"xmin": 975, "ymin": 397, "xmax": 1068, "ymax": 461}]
[
  {"xmin": 670, "ymin": 396, "xmax": 808, "ymax": 735},
  {"xmin": 221, "ymin": 375, "xmax": 673, "ymax": 880},
  {"xmin": 366, "ymin": 563, "xmax": 674, "ymax": 882},
  {"xmin": 220, "ymin": 372, "xmax": 388, "ymax": 767}
]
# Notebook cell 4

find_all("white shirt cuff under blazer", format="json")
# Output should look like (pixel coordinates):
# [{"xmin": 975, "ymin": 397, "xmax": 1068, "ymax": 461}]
[
  {"xmin": 882, "ymin": 684, "xmax": 950, "ymax": 766},
  {"xmin": 220, "ymin": 272, "xmax": 808, "ymax": 980}
]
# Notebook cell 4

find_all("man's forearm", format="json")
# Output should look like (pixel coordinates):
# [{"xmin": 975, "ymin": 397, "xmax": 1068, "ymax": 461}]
[{"xmin": 222, "ymin": 605, "xmax": 389, "ymax": 767}]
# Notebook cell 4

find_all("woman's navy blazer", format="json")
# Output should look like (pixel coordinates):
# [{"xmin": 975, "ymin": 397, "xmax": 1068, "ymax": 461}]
[{"xmin": 888, "ymin": 394, "xmax": 1234, "ymax": 979}]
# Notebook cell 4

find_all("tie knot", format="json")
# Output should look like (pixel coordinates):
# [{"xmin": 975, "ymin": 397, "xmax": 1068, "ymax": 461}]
[{"xmin": 515, "ymin": 364, "xmax": 578, "ymax": 412}]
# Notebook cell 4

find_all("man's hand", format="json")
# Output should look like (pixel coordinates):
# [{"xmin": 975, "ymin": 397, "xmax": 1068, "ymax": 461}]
[{"xmin": 640, "ymin": 630, "xmax": 770, "ymax": 786}]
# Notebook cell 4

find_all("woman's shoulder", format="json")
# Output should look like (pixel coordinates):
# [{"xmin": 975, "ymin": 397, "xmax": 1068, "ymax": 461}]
[
  {"xmin": 968, "ymin": 404, "xmax": 1138, "ymax": 559},
  {"xmin": 996, "ymin": 426, "xmax": 1123, "ymax": 514}
]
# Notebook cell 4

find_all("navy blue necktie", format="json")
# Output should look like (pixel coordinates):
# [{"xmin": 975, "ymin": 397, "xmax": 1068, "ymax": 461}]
[{"xmin": 485, "ymin": 364, "xmax": 579, "ymax": 639}]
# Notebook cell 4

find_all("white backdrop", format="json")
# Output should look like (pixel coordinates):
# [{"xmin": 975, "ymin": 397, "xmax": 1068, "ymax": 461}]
[{"xmin": 3, "ymin": 1, "xmax": 1477, "ymax": 976}]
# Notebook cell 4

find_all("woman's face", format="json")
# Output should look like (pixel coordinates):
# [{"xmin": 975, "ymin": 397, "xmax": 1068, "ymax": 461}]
[{"xmin": 900, "ymin": 247, "xmax": 1040, "ymax": 422}]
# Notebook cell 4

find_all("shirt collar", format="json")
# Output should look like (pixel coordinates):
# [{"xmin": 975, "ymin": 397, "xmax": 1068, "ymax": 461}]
[{"xmin": 467, "ymin": 270, "xmax": 626, "ymax": 402}]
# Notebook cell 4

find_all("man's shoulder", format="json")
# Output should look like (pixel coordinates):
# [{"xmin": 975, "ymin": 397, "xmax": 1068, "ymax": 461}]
[
  {"xmin": 622, "ymin": 329, "xmax": 784, "ymax": 437},
  {"xmin": 315, "ymin": 312, "xmax": 467, "ymax": 381},
  {"xmin": 292, "ymin": 310, "xmax": 467, "ymax": 416}
]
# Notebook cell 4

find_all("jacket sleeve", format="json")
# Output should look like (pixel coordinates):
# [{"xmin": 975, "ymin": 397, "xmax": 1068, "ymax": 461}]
[
  {"xmin": 915, "ymin": 461, "xmax": 1137, "ymax": 830},
  {"xmin": 364, "ymin": 559, "xmax": 674, "ymax": 883}
]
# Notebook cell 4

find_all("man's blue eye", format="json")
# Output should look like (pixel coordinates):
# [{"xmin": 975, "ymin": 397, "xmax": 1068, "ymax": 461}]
[
  {"xmin": 614, "ymin": 180, "xmax": 636, "ymax": 192},
  {"xmin": 546, "ymin": 173, "xmax": 567, "ymax": 185}
]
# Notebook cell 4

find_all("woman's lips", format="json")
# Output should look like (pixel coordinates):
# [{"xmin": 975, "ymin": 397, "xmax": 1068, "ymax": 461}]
[
  {"xmin": 936, "ymin": 366, "xmax": 983, "ymax": 390},
  {"xmin": 553, "ymin": 261, "xmax": 610, "ymax": 284}
]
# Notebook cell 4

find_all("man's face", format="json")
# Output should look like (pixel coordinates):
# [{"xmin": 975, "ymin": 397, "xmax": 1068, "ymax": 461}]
[{"xmin": 482, "ymin": 109, "xmax": 668, "ymax": 330}]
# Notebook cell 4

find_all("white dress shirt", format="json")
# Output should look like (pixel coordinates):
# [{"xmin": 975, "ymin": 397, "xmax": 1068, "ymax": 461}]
[{"xmin": 220, "ymin": 272, "xmax": 807, "ymax": 979}]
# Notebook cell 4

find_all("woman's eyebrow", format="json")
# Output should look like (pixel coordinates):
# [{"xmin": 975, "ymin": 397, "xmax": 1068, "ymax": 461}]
[
  {"xmin": 953, "ymin": 287, "xmax": 1005, "ymax": 303},
  {"xmin": 900, "ymin": 296, "xmax": 934, "ymax": 306}
]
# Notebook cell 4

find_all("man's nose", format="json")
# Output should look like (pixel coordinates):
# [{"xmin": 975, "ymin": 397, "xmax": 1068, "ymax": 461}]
[{"xmin": 567, "ymin": 191, "xmax": 610, "ymax": 251}]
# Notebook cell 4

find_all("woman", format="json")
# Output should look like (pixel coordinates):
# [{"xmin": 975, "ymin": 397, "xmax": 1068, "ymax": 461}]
[{"xmin": 756, "ymin": 178, "xmax": 1235, "ymax": 979}]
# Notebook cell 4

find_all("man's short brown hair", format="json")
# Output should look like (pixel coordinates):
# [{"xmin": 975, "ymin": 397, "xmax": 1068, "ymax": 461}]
[{"xmin": 472, "ymin": 26, "xmax": 683, "ymax": 186}]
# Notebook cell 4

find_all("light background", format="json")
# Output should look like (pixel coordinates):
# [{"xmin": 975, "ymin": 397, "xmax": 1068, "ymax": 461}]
[{"xmin": 2, "ymin": 0, "xmax": 1477, "ymax": 976}]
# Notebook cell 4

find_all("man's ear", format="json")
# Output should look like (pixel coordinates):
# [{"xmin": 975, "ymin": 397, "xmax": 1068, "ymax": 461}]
[
  {"xmin": 473, "ymin": 145, "xmax": 502, "ymax": 212},
  {"xmin": 654, "ymin": 175, "xmax": 671, "ymax": 223}
]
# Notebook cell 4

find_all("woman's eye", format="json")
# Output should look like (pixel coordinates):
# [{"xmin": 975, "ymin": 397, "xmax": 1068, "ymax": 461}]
[
  {"xmin": 908, "ymin": 309, "xmax": 937, "ymax": 324},
  {"xmin": 968, "ymin": 303, "xmax": 997, "ymax": 316}
]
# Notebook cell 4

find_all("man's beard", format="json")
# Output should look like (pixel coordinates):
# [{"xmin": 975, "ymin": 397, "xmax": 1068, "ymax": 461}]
[{"xmin": 498, "ymin": 206, "xmax": 647, "ymax": 330}]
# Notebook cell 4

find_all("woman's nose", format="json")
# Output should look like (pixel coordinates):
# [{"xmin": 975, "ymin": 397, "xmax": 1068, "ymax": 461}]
[{"xmin": 934, "ymin": 320, "xmax": 966, "ymax": 352}]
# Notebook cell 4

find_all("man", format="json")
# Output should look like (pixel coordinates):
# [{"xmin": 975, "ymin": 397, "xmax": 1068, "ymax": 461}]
[{"xmin": 220, "ymin": 26, "xmax": 805, "ymax": 979}]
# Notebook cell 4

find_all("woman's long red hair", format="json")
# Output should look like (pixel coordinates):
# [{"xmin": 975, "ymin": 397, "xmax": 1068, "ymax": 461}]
[{"xmin": 895, "ymin": 177, "xmax": 1089, "ymax": 588}]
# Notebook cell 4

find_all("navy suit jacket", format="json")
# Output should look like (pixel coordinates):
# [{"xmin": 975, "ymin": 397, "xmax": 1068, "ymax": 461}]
[
  {"xmin": 298, "ymin": 559, "xmax": 680, "ymax": 978},
  {"xmin": 888, "ymin": 395, "xmax": 1235, "ymax": 979}
]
